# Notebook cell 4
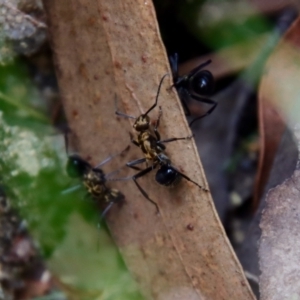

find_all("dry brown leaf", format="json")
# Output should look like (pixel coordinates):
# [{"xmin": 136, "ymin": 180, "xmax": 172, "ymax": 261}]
[
  {"xmin": 259, "ymin": 16, "xmax": 300, "ymax": 299},
  {"xmin": 254, "ymin": 12, "xmax": 300, "ymax": 210},
  {"xmin": 253, "ymin": 94, "xmax": 285, "ymax": 211},
  {"xmin": 258, "ymin": 17, "xmax": 300, "ymax": 127},
  {"xmin": 43, "ymin": 0, "xmax": 255, "ymax": 299}
]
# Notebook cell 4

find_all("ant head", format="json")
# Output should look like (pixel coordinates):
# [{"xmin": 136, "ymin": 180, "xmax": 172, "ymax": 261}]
[
  {"xmin": 66, "ymin": 154, "xmax": 91, "ymax": 178},
  {"xmin": 155, "ymin": 165, "xmax": 179, "ymax": 186},
  {"xmin": 133, "ymin": 114, "xmax": 151, "ymax": 132},
  {"xmin": 191, "ymin": 70, "xmax": 214, "ymax": 96},
  {"xmin": 133, "ymin": 73, "xmax": 169, "ymax": 132}
]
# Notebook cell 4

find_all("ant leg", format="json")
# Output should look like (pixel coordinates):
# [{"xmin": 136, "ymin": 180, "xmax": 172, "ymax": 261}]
[
  {"xmin": 170, "ymin": 165, "xmax": 209, "ymax": 192},
  {"xmin": 64, "ymin": 132, "xmax": 70, "ymax": 155},
  {"xmin": 108, "ymin": 158, "xmax": 147, "ymax": 180},
  {"xmin": 61, "ymin": 184, "xmax": 81, "ymax": 195},
  {"xmin": 159, "ymin": 135, "xmax": 194, "ymax": 144},
  {"xmin": 98, "ymin": 192, "xmax": 124, "ymax": 230},
  {"xmin": 131, "ymin": 166, "xmax": 159, "ymax": 213},
  {"xmin": 180, "ymin": 90, "xmax": 192, "ymax": 116},
  {"xmin": 105, "ymin": 156, "xmax": 145, "ymax": 181},
  {"xmin": 129, "ymin": 132, "xmax": 140, "ymax": 148},
  {"xmin": 115, "ymin": 164, "xmax": 159, "ymax": 213},
  {"xmin": 169, "ymin": 53, "xmax": 179, "ymax": 78},
  {"xmin": 188, "ymin": 60, "xmax": 212, "ymax": 78},
  {"xmin": 188, "ymin": 96, "xmax": 217, "ymax": 126},
  {"xmin": 189, "ymin": 95, "xmax": 217, "ymax": 107},
  {"xmin": 171, "ymin": 87, "xmax": 192, "ymax": 116},
  {"xmin": 100, "ymin": 201, "xmax": 115, "ymax": 220},
  {"xmin": 100, "ymin": 190, "xmax": 124, "ymax": 218},
  {"xmin": 154, "ymin": 106, "xmax": 162, "ymax": 131},
  {"xmin": 127, "ymin": 157, "xmax": 147, "ymax": 171},
  {"xmin": 95, "ymin": 145, "xmax": 130, "ymax": 168},
  {"xmin": 143, "ymin": 74, "xmax": 169, "ymax": 117},
  {"xmin": 153, "ymin": 106, "xmax": 193, "ymax": 145},
  {"xmin": 64, "ymin": 128, "xmax": 77, "ymax": 155},
  {"xmin": 133, "ymin": 179, "xmax": 159, "ymax": 214},
  {"xmin": 107, "ymin": 158, "xmax": 145, "ymax": 180},
  {"xmin": 105, "ymin": 167, "xmax": 125, "ymax": 179},
  {"xmin": 169, "ymin": 54, "xmax": 187, "ymax": 88},
  {"xmin": 97, "ymin": 201, "xmax": 116, "ymax": 242}
]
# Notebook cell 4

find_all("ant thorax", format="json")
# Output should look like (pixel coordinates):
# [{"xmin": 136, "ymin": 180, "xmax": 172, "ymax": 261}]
[
  {"xmin": 189, "ymin": 70, "xmax": 214, "ymax": 96},
  {"xmin": 137, "ymin": 131, "xmax": 164, "ymax": 161},
  {"xmin": 157, "ymin": 153, "xmax": 171, "ymax": 165},
  {"xmin": 83, "ymin": 168, "xmax": 107, "ymax": 197},
  {"xmin": 178, "ymin": 75, "xmax": 189, "ymax": 88}
]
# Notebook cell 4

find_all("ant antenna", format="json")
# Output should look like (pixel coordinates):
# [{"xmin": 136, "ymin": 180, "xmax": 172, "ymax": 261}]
[
  {"xmin": 115, "ymin": 94, "xmax": 136, "ymax": 119},
  {"xmin": 143, "ymin": 73, "xmax": 170, "ymax": 117}
]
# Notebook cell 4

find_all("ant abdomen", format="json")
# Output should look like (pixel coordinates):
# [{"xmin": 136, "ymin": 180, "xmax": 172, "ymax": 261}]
[
  {"xmin": 191, "ymin": 70, "xmax": 214, "ymax": 96},
  {"xmin": 155, "ymin": 165, "xmax": 179, "ymax": 186}
]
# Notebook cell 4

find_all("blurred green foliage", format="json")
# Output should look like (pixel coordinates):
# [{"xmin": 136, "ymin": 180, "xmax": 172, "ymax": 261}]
[
  {"xmin": 177, "ymin": 0, "xmax": 271, "ymax": 50},
  {"xmin": 0, "ymin": 60, "xmax": 143, "ymax": 300},
  {"xmin": 155, "ymin": 0, "xmax": 272, "ymax": 59},
  {"xmin": 0, "ymin": 32, "xmax": 16, "ymax": 65},
  {"xmin": 0, "ymin": 62, "xmax": 49, "ymax": 127}
]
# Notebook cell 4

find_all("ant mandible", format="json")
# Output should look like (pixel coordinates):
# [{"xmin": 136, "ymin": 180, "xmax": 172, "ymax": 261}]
[
  {"xmin": 115, "ymin": 74, "xmax": 209, "ymax": 213},
  {"xmin": 169, "ymin": 53, "xmax": 216, "ymax": 126},
  {"xmin": 65, "ymin": 134, "xmax": 129, "ymax": 218}
]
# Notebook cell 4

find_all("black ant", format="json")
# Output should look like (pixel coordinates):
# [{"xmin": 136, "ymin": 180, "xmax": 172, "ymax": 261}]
[
  {"xmin": 169, "ymin": 53, "xmax": 216, "ymax": 126},
  {"xmin": 65, "ymin": 135, "xmax": 129, "ymax": 218},
  {"xmin": 115, "ymin": 74, "xmax": 208, "ymax": 213}
]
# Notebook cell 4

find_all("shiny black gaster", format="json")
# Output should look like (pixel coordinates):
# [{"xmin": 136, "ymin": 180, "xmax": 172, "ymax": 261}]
[{"xmin": 170, "ymin": 53, "xmax": 217, "ymax": 126}]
